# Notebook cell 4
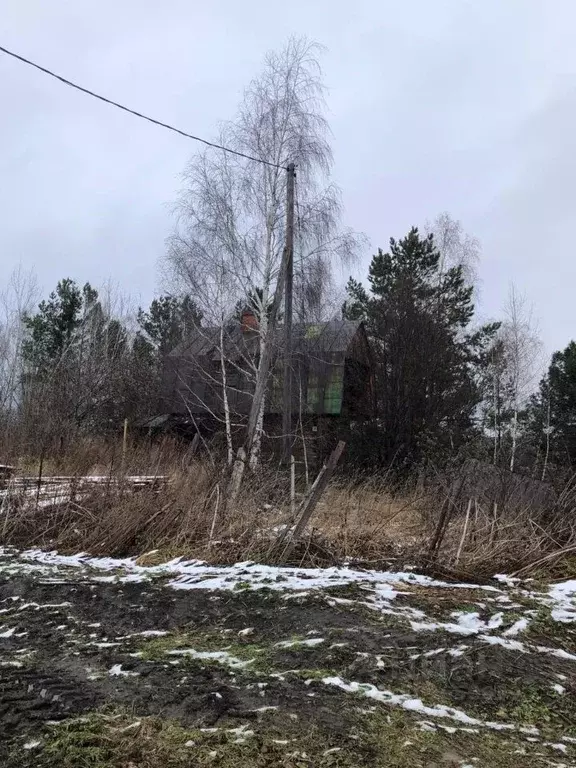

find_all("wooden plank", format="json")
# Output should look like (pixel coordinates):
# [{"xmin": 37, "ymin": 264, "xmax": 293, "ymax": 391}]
[{"xmin": 278, "ymin": 440, "xmax": 345, "ymax": 561}]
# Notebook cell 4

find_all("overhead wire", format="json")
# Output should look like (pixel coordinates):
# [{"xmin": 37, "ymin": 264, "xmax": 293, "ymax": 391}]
[{"xmin": 0, "ymin": 43, "xmax": 287, "ymax": 170}]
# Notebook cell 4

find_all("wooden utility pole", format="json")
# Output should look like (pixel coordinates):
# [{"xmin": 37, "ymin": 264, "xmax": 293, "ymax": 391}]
[
  {"xmin": 282, "ymin": 162, "xmax": 296, "ymax": 462},
  {"xmin": 244, "ymin": 162, "xmax": 295, "ymax": 463}
]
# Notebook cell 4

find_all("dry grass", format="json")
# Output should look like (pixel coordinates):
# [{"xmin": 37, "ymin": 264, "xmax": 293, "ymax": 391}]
[
  {"xmin": 312, "ymin": 481, "xmax": 424, "ymax": 561},
  {"xmin": 0, "ymin": 464, "xmax": 272, "ymax": 560},
  {"xmin": 424, "ymin": 467, "xmax": 576, "ymax": 576},
  {"xmin": 0, "ymin": 475, "xmax": 426, "ymax": 566},
  {"xmin": 14, "ymin": 436, "xmax": 195, "ymax": 478},
  {"xmin": 0, "ymin": 440, "xmax": 426, "ymax": 565},
  {"xmin": 2, "ymin": 438, "xmax": 576, "ymax": 576}
]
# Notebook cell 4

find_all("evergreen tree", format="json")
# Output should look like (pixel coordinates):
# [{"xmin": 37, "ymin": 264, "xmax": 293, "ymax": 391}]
[
  {"xmin": 528, "ymin": 342, "xmax": 576, "ymax": 472},
  {"xmin": 20, "ymin": 279, "xmax": 147, "ymax": 439},
  {"xmin": 133, "ymin": 295, "xmax": 202, "ymax": 420},
  {"xmin": 137, "ymin": 295, "xmax": 202, "ymax": 358},
  {"xmin": 21, "ymin": 279, "xmax": 93, "ymax": 442},
  {"xmin": 344, "ymin": 227, "xmax": 499, "ymax": 468},
  {"xmin": 22, "ymin": 279, "xmax": 84, "ymax": 372}
]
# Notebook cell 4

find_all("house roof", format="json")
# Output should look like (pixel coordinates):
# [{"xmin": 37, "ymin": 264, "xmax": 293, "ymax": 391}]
[{"xmin": 168, "ymin": 319, "xmax": 364, "ymax": 363}]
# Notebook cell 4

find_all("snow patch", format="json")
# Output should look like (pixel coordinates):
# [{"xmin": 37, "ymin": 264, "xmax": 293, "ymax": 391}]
[
  {"xmin": 108, "ymin": 664, "xmax": 139, "ymax": 677},
  {"xmin": 503, "ymin": 618, "xmax": 529, "ymax": 636},
  {"xmin": 166, "ymin": 649, "xmax": 253, "ymax": 669},
  {"xmin": 23, "ymin": 740, "xmax": 41, "ymax": 750},
  {"xmin": 14, "ymin": 549, "xmax": 501, "ymax": 600},
  {"xmin": 275, "ymin": 637, "xmax": 325, "ymax": 648},
  {"xmin": 322, "ymin": 676, "xmax": 525, "ymax": 731},
  {"xmin": 411, "ymin": 611, "xmax": 503, "ymax": 636},
  {"xmin": 548, "ymin": 580, "xmax": 576, "ymax": 623}
]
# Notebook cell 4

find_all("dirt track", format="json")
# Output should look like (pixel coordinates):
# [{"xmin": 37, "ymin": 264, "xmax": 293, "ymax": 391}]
[{"xmin": 1, "ymin": 549, "xmax": 575, "ymax": 767}]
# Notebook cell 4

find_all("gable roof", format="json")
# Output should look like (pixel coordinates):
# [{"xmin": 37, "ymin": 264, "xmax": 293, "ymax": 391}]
[{"xmin": 168, "ymin": 319, "xmax": 364, "ymax": 364}]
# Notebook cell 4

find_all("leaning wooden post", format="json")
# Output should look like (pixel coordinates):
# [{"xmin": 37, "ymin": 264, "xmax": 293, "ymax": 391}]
[
  {"xmin": 35, "ymin": 450, "xmax": 44, "ymax": 510},
  {"xmin": 279, "ymin": 440, "xmax": 345, "ymax": 562},
  {"xmin": 454, "ymin": 497, "xmax": 473, "ymax": 566}
]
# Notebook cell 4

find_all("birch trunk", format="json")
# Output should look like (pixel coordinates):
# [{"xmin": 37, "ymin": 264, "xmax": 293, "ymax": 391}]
[
  {"xmin": 509, "ymin": 408, "xmax": 518, "ymax": 472},
  {"xmin": 219, "ymin": 322, "xmax": 234, "ymax": 466}
]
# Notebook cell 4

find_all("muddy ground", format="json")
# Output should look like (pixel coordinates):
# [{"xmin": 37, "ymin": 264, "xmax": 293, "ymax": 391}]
[{"xmin": 0, "ymin": 549, "xmax": 575, "ymax": 767}]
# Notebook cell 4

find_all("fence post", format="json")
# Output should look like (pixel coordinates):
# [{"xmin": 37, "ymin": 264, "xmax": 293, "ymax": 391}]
[{"xmin": 278, "ymin": 440, "xmax": 345, "ymax": 561}]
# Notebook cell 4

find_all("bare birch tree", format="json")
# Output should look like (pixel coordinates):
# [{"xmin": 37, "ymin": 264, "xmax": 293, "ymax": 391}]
[
  {"xmin": 425, "ymin": 212, "xmax": 480, "ymax": 291},
  {"xmin": 501, "ymin": 285, "xmax": 542, "ymax": 471},
  {"xmin": 164, "ymin": 37, "xmax": 363, "ymax": 467},
  {"xmin": 0, "ymin": 266, "xmax": 39, "ymax": 446}
]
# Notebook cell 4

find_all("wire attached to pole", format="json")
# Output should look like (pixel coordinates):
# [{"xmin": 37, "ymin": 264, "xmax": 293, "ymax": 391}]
[{"xmin": 0, "ymin": 43, "xmax": 287, "ymax": 170}]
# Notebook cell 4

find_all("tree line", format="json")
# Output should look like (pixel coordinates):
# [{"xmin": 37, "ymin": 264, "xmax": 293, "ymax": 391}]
[
  {"xmin": 2, "ymin": 224, "xmax": 574, "ymax": 482},
  {"xmin": 0, "ymin": 275, "xmax": 202, "ymax": 455}
]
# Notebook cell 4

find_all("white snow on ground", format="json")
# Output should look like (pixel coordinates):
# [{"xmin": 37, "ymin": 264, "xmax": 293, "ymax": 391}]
[
  {"xmin": 478, "ymin": 634, "xmax": 576, "ymax": 662},
  {"xmin": 503, "ymin": 618, "xmax": 529, "ymax": 636},
  {"xmin": 411, "ymin": 611, "xmax": 504, "ymax": 636},
  {"xmin": 15, "ymin": 545, "xmax": 571, "ymax": 637},
  {"xmin": 17, "ymin": 602, "xmax": 71, "ymax": 611},
  {"xmin": 275, "ymin": 638, "xmax": 325, "ymax": 648},
  {"xmin": 549, "ymin": 580, "xmax": 576, "ymax": 623},
  {"xmin": 494, "ymin": 574, "xmax": 522, "ymax": 587},
  {"xmin": 5, "ymin": 548, "xmax": 501, "ymax": 597},
  {"xmin": 545, "ymin": 743, "xmax": 568, "ymax": 753},
  {"xmin": 165, "ymin": 649, "xmax": 253, "ymax": 669},
  {"xmin": 322, "ymin": 676, "xmax": 540, "ymax": 733},
  {"xmin": 114, "ymin": 630, "xmax": 169, "ymax": 640},
  {"xmin": 22, "ymin": 740, "xmax": 41, "ymax": 750},
  {"xmin": 108, "ymin": 664, "xmax": 139, "ymax": 677},
  {"xmin": 505, "ymin": 578, "xmax": 576, "ymax": 625},
  {"xmin": 479, "ymin": 635, "xmax": 526, "ymax": 652},
  {"xmin": 2, "ymin": 548, "xmax": 576, "ymax": 676},
  {"xmin": 1, "ymin": 547, "xmax": 576, "ymax": 764}
]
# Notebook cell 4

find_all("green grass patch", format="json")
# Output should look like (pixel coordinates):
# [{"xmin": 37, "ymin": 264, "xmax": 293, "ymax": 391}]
[
  {"xmin": 136, "ymin": 628, "xmax": 278, "ymax": 674},
  {"xmin": 525, "ymin": 606, "xmax": 576, "ymax": 653},
  {"xmin": 11, "ymin": 705, "xmax": 572, "ymax": 768}
]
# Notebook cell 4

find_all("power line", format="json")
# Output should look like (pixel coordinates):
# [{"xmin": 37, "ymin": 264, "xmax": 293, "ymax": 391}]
[{"xmin": 0, "ymin": 43, "xmax": 286, "ymax": 170}]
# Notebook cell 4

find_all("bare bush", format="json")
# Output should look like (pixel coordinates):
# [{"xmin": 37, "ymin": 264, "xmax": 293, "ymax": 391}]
[
  {"xmin": 426, "ymin": 458, "xmax": 576, "ymax": 574},
  {"xmin": 2, "ymin": 438, "xmax": 576, "ymax": 576}
]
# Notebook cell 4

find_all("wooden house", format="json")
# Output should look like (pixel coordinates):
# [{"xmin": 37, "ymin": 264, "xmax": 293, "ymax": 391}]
[{"xmin": 148, "ymin": 310, "xmax": 374, "ymax": 457}]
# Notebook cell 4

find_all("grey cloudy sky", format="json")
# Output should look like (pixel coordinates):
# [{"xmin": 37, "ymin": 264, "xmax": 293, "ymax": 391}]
[{"xmin": 1, "ymin": 1, "xmax": 575, "ymax": 355}]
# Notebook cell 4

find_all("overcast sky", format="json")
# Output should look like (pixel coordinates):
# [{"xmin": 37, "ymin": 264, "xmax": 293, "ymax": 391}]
[{"xmin": 1, "ymin": 1, "xmax": 575, "ymax": 356}]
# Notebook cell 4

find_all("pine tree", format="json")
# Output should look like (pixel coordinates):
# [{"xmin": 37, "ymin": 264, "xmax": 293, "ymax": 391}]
[
  {"xmin": 20, "ymin": 280, "xmax": 143, "ymax": 439},
  {"xmin": 528, "ymin": 341, "xmax": 576, "ymax": 472},
  {"xmin": 22, "ymin": 279, "xmax": 84, "ymax": 372},
  {"xmin": 137, "ymin": 295, "xmax": 202, "ymax": 358},
  {"xmin": 344, "ymin": 227, "xmax": 499, "ymax": 468}
]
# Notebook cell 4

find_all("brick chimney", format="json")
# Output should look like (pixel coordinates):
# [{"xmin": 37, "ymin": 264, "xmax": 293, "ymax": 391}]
[{"xmin": 241, "ymin": 307, "xmax": 259, "ymax": 333}]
